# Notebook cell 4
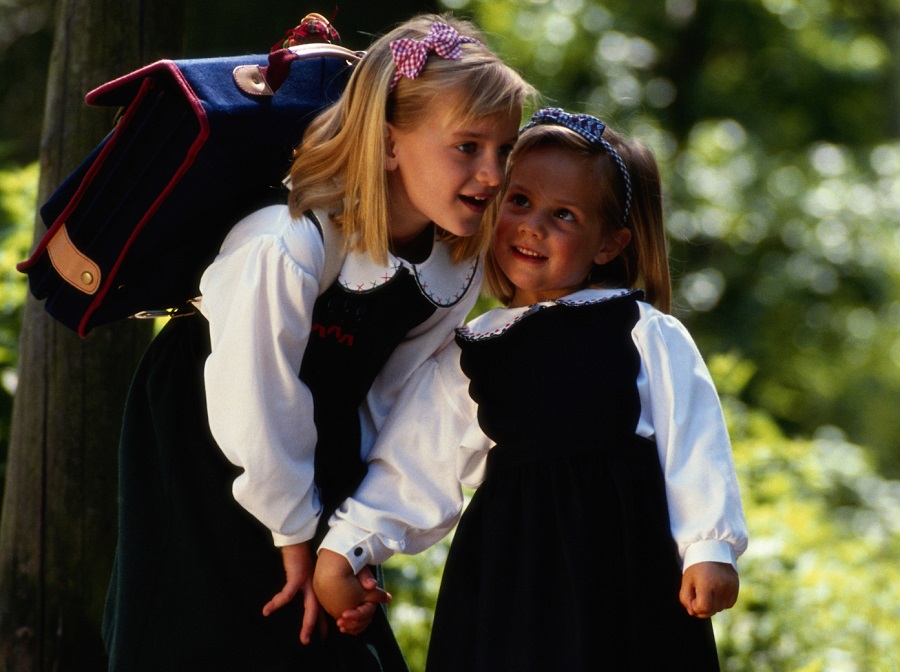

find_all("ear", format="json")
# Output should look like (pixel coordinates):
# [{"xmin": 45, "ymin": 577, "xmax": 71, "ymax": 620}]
[
  {"xmin": 593, "ymin": 227, "xmax": 632, "ymax": 266},
  {"xmin": 385, "ymin": 123, "xmax": 399, "ymax": 171}
]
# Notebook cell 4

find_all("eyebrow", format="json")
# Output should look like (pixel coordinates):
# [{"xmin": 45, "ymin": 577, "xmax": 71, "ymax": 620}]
[
  {"xmin": 506, "ymin": 180, "xmax": 584, "ymax": 209},
  {"xmin": 450, "ymin": 130, "xmax": 518, "ymax": 145}
]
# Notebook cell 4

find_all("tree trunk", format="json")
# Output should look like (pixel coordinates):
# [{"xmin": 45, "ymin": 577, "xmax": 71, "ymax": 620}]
[{"xmin": 0, "ymin": 1, "xmax": 183, "ymax": 670}]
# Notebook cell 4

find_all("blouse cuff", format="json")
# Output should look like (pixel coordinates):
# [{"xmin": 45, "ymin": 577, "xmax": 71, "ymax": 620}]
[
  {"xmin": 270, "ymin": 514, "xmax": 320, "ymax": 548},
  {"xmin": 682, "ymin": 539, "xmax": 738, "ymax": 571},
  {"xmin": 318, "ymin": 525, "xmax": 394, "ymax": 574},
  {"xmin": 271, "ymin": 530, "xmax": 312, "ymax": 548}
]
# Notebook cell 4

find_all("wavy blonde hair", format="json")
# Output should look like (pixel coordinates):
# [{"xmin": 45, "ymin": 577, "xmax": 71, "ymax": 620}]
[
  {"xmin": 288, "ymin": 14, "xmax": 535, "ymax": 264},
  {"xmin": 485, "ymin": 123, "xmax": 672, "ymax": 312}
]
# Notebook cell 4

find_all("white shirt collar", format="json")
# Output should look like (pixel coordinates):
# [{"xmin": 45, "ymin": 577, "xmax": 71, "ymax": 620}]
[
  {"xmin": 458, "ymin": 288, "xmax": 637, "ymax": 340},
  {"xmin": 337, "ymin": 236, "xmax": 479, "ymax": 307}
]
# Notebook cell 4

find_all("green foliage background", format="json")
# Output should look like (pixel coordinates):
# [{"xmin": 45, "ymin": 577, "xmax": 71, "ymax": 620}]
[
  {"xmin": 0, "ymin": 163, "xmax": 35, "ymax": 504},
  {"xmin": 380, "ymin": 0, "xmax": 900, "ymax": 670},
  {"xmin": 0, "ymin": 0, "xmax": 898, "ymax": 669}
]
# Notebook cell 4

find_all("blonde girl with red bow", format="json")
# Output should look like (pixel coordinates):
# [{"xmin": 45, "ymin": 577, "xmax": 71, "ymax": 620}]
[{"xmin": 103, "ymin": 14, "xmax": 533, "ymax": 672}]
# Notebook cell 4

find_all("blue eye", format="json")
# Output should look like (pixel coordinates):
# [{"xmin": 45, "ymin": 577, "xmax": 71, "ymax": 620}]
[
  {"xmin": 555, "ymin": 209, "xmax": 576, "ymax": 222},
  {"xmin": 508, "ymin": 193, "xmax": 529, "ymax": 207},
  {"xmin": 456, "ymin": 142, "xmax": 476, "ymax": 154}
]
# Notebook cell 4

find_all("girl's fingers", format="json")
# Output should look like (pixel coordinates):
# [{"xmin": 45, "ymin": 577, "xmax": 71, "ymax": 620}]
[
  {"xmin": 299, "ymin": 583, "xmax": 319, "ymax": 645},
  {"xmin": 337, "ymin": 601, "xmax": 378, "ymax": 635},
  {"xmin": 679, "ymin": 581, "xmax": 696, "ymax": 617},
  {"xmin": 262, "ymin": 580, "xmax": 301, "ymax": 617},
  {"xmin": 357, "ymin": 566, "xmax": 379, "ymax": 591}
]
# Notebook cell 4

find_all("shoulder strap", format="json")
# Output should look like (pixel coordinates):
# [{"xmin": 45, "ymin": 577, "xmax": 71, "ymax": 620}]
[{"xmin": 305, "ymin": 210, "xmax": 346, "ymax": 296}]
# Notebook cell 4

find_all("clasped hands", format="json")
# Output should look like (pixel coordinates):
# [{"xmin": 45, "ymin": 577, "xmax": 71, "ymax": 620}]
[
  {"xmin": 262, "ymin": 542, "xmax": 391, "ymax": 642},
  {"xmin": 264, "ymin": 544, "xmax": 739, "ymax": 644}
]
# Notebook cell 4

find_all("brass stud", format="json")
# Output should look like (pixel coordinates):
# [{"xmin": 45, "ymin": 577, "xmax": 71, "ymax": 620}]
[{"xmin": 81, "ymin": 271, "xmax": 94, "ymax": 285}]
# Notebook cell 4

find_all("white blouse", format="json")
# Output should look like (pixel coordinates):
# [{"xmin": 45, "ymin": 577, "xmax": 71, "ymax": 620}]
[
  {"xmin": 198, "ymin": 205, "xmax": 483, "ymax": 546},
  {"xmin": 320, "ymin": 288, "xmax": 749, "ymax": 573}
]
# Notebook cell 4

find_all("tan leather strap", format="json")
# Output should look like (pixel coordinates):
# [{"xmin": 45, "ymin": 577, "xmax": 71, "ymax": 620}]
[
  {"xmin": 45, "ymin": 223, "xmax": 101, "ymax": 295},
  {"xmin": 233, "ymin": 44, "xmax": 361, "ymax": 97}
]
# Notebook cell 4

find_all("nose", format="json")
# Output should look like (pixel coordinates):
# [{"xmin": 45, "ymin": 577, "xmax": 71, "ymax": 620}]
[
  {"xmin": 518, "ymin": 213, "xmax": 547, "ymax": 239},
  {"xmin": 476, "ymin": 153, "xmax": 503, "ymax": 188}
]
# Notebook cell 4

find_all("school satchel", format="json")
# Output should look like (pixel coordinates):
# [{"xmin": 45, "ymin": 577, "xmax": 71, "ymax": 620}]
[{"xmin": 17, "ymin": 21, "xmax": 359, "ymax": 337}]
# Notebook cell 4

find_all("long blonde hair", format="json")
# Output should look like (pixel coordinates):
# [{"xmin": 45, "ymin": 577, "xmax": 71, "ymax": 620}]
[
  {"xmin": 288, "ymin": 14, "xmax": 535, "ymax": 264},
  {"xmin": 485, "ymin": 123, "xmax": 672, "ymax": 312}
]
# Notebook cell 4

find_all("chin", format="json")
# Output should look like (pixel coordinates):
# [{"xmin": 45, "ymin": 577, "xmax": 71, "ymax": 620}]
[{"xmin": 441, "ymin": 221, "xmax": 481, "ymax": 239}]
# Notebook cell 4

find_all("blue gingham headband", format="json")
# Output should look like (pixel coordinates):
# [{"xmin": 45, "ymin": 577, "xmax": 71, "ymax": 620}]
[{"xmin": 521, "ymin": 108, "xmax": 633, "ymax": 226}]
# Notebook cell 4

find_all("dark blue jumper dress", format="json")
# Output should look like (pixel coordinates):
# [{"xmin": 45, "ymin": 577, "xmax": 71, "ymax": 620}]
[
  {"xmin": 103, "ymin": 258, "xmax": 453, "ymax": 672},
  {"xmin": 425, "ymin": 292, "xmax": 721, "ymax": 672}
]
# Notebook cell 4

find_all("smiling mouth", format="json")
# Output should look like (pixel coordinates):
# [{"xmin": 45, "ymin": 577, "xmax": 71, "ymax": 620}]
[
  {"xmin": 460, "ymin": 195, "xmax": 491, "ymax": 209},
  {"xmin": 513, "ymin": 246, "xmax": 547, "ymax": 260}
]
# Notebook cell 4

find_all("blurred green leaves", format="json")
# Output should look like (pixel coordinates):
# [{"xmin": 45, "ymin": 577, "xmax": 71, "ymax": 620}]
[
  {"xmin": 713, "ymin": 354, "xmax": 900, "ymax": 671},
  {"xmin": 0, "ymin": 161, "xmax": 35, "ymax": 500},
  {"xmin": 455, "ymin": 0, "xmax": 900, "ymax": 473}
]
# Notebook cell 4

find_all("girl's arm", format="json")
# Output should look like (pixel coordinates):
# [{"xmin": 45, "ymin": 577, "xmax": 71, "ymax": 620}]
[
  {"xmin": 632, "ymin": 303, "xmax": 749, "ymax": 571},
  {"xmin": 318, "ymin": 339, "xmax": 488, "ymax": 575},
  {"xmin": 316, "ymin": 257, "xmax": 488, "ymax": 574},
  {"xmin": 200, "ymin": 205, "xmax": 327, "ymax": 547}
]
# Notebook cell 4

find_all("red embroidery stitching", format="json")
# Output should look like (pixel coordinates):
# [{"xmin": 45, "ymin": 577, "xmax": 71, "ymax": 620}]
[{"xmin": 311, "ymin": 323, "xmax": 355, "ymax": 347}]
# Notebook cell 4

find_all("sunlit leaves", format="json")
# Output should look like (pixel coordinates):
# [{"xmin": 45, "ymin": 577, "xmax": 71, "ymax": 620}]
[
  {"xmin": 0, "ymin": 162, "xmax": 35, "ymax": 386},
  {"xmin": 0, "ymin": 161, "xmax": 36, "ymax": 503},
  {"xmin": 718, "ymin": 409, "xmax": 900, "ymax": 671}
]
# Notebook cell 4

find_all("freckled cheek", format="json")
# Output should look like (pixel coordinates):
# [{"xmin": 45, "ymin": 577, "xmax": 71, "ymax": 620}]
[
  {"xmin": 490, "ymin": 228, "xmax": 513, "ymax": 257},
  {"xmin": 493, "ymin": 221, "xmax": 516, "ymax": 247},
  {"xmin": 496, "ymin": 208, "xmax": 517, "ymax": 227}
]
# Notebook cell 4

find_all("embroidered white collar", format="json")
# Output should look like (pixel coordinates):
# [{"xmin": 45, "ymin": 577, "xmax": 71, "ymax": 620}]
[
  {"xmin": 457, "ymin": 288, "xmax": 638, "ymax": 340},
  {"xmin": 337, "ymin": 235, "xmax": 479, "ymax": 307}
]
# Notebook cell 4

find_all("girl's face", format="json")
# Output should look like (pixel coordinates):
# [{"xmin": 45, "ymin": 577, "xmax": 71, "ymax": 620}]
[
  {"xmin": 385, "ymin": 90, "xmax": 520, "ymax": 245},
  {"xmin": 493, "ymin": 145, "xmax": 631, "ymax": 307}
]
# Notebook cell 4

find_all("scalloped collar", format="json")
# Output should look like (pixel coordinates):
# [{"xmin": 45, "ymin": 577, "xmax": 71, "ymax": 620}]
[
  {"xmin": 337, "ymin": 235, "xmax": 479, "ymax": 307},
  {"xmin": 457, "ymin": 288, "xmax": 640, "ymax": 341}
]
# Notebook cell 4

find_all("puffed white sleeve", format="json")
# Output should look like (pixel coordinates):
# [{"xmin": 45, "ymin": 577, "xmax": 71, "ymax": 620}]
[
  {"xmin": 632, "ymin": 303, "xmax": 749, "ymax": 571},
  {"xmin": 199, "ymin": 205, "xmax": 325, "ymax": 547},
  {"xmin": 318, "ymin": 341, "xmax": 489, "ymax": 574}
]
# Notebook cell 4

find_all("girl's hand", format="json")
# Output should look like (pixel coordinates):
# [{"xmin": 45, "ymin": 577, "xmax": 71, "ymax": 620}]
[
  {"xmin": 679, "ymin": 561, "xmax": 739, "ymax": 618},
  {"xmin": 313, "ymin": 549, "xmax": 391, "ymax": 633},
  {"xmin": 335, "ymin": 568, "xmax": 381, "ymax": 635},
  {"xmin": 262, "ymin": 542, "xmax": 320, "ymax": 645}
]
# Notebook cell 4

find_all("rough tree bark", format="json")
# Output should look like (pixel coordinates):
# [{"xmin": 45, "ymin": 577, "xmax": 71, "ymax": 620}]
[{"xmin": 0, "ymin": 1, "xmax": 183, "ymax": 670}]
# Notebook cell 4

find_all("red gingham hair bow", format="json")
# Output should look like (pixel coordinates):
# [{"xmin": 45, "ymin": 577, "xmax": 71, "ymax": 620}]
[{"xmin": 389, "ymin": 22, "xmax": 480, "ymax": 91}]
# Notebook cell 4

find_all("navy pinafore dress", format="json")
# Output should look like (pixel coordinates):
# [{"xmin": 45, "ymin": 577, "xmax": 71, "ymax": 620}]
[
  {"xmin": 425, "ymin": 291, "xmax": 720, "ymax": 672},
  {"xmin": 104, "ymin": 235, "xmax": 474, "ymax": 671}
]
